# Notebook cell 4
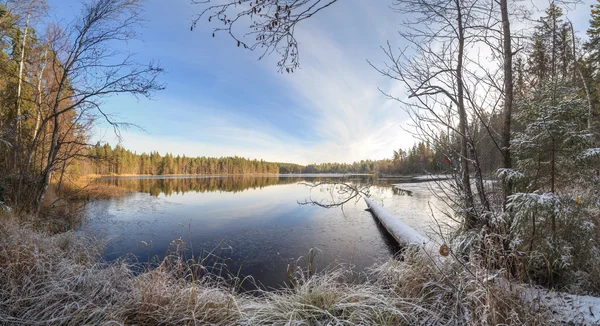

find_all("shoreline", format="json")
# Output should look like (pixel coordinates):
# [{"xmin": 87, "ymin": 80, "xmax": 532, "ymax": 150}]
[
  {"xmin": 83, "ymin": 172, "xmax": 378, "ymax": 179},
  {"xmin": 1, "ymin": 214, "xmax": 594, "ymax": 324}
]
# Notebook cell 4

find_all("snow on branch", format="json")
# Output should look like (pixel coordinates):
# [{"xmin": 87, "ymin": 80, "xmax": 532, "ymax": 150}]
[{"xmin": 582, "ymin": 148, "xmax": 600, "ymax": 159}]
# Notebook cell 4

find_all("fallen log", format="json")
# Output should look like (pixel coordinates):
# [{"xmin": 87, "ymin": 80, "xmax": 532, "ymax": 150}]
[{"xmin": 364, "ymin": 197, "xmax": 428, "ymax": 247}]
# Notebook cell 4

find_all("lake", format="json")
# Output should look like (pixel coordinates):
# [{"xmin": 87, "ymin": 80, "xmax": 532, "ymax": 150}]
[{"xmin": 81, "ymin": 175, "xmax": 449, "ymax": 290}]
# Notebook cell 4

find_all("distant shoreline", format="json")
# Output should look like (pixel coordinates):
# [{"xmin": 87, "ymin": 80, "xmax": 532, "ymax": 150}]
[
  {"xmin": 84, "ymin": 173, "xmax": 377, "ymax": 178},
  {"xmin": 83, "ymin": 173, "xmax": 452, "ymax": 183}
]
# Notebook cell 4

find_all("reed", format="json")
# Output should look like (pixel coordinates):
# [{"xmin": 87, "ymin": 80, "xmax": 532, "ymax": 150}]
[{"xmin": 0, "ymin": 213, "xmax": 553, "ymax": 325}]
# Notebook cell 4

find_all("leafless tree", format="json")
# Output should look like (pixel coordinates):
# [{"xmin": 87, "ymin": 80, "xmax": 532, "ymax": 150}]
[
  {"xmin": 15, "ymin": 0, "xmax": 48, "ymax": 142},
  {"xmin": 190, "ymin": 0, "xmax": 339, "ymax": 72},
  {"xmin": 297, "ymin": 180, "xmax": 371, "ymax": 209},
  {"xmin": 368, "ymin": 0, "xmax": 489, "ymax": 228},
  {"xmin": 28, "ymin": 0, "xmax": 164, "ymax": 214},
  {"xmin": 191, "ymin": 0, "xmax": 527, "ymax": 230}
]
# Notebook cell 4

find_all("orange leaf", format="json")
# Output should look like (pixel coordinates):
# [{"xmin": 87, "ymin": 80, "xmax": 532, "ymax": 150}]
[{"xmin": 439, "ymin": 244, "xmax": 451, "ymax": 257}]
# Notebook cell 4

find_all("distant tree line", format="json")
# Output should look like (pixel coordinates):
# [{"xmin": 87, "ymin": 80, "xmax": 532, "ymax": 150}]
[
  {"xmin": 79, "ymin": 142, "xmax": 294, "ymax": 175},
  {"xmin": 77, "ymin": 141, "xmax": 445, "ymax": 176}
]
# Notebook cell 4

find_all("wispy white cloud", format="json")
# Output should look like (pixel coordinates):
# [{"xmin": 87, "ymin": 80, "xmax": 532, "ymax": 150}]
[
  {"xmin": 55, "ymin": 0, "xmax": 597, "ymax": 165},
  {"xmin": 268, "ymin": 37, "xmax": 415, "ymax": 162},
  {"xmin": 89, "ymin": 0, "xmax": 419, "ymax": 164}
]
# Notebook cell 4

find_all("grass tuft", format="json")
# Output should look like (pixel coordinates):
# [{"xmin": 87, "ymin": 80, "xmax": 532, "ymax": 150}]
[{"xmin": 0, "ymin": 214, "xmax": 553, "ymax": 325}]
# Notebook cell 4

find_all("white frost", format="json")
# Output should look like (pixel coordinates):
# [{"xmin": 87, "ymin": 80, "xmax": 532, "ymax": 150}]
[
  {"xmin": 583, "ymin": 148, "xmax": 600, "ymax": 159},
  {"xmin": 497, "ymin": 168, "xmax": 525, "ymax": 182},
  {"xmin": 0, "ymin": 201, "xmax": 11, "ymax": 212},
  {"xmin": 413, "ymin": 174, "xmax": 452, "ymax": 181},
  {"xmin": 364, "ymin": 197, "xmax": 428, "ymax": 247},
  {"xmin": 522, "ymin": 286, "xmax": 600, "ymax": 325}
]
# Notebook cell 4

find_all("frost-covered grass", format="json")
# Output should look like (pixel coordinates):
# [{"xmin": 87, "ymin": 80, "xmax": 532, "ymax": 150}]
[
  {"xmin": 0, "ymin": 213, "xmax": 558, "ymax": 325},
  {"xmin": 0, "ymin": 216, "xmax": 244, "ymax": 325}
]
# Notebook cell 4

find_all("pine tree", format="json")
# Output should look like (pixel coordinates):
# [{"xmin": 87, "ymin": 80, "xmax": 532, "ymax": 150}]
[
  {"xmin": 584, "ymin": 0, "xmax": 600, "ymax": 129},
  {"xmin": 512, "ymin": 87, "xmax": 592, "ymax": 193},
  {"xmin": 585, "ymin": 0, "xmax": 600, "ymax": 74}
]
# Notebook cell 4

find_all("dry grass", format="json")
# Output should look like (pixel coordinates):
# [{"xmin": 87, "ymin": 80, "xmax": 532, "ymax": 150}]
[
  {"xmin": 58, "ymin": 177, "xmax": 130, "ymax": 200},
  {"xmin": 0, "ymin": 214, "xmax": 554, "ymax": 325},
  {"xmin": 0, "ymin": 216, "xmax": 244, "ymax": 325},
  {"xmin": 11, "ymin": 177, "xmax": 131, "ymax": 233}
]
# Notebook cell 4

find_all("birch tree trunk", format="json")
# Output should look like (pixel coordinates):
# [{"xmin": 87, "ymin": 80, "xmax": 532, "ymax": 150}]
[
  {"xmin": 16, "ymin": 11, "xmax": 31, "ymax": 141},
  {"xmin": 33, "ymin": 48, "xmax": 48, "ymax": 143}
]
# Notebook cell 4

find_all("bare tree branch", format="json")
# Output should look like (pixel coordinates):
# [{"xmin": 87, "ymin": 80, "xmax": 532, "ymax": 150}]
[{"xmin": 190, "ymin": 0, "xmax": 339, "ymax": 72}]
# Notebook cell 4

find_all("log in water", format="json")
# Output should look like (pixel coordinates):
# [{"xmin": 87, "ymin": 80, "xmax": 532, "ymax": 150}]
[{"xmin": 364, "ymin": 197, "xmax": 428, "ymax": 247}]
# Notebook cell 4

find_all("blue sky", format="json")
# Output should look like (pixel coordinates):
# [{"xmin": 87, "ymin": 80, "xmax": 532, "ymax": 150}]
[{"xmin": 46, "ymin": 0, "xmax": 594, "ymax": 164}]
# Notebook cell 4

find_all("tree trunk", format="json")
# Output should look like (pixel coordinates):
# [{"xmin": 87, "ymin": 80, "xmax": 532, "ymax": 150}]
[
  {"xmin": 551, "ymin": 4, "xmax": 557, "ymax": 104},
  {"xmin": 455, "ymin": 0, "xmax": 476, "ymax": 228},
  {"xmin": 529, "ymin": 212, "xmax": 536, "ymax": 252},
  {"xmin": 32, "ymin": 48, "xmax": 48, "ymax": 144},
  {"xmin": 582, "ymin": 68, "xmax": 593, "ymax": 130},
  {"xmin": 34, "ymin": 65, "xmax": 66, "ymax": 215},
  {"xmin": 27, "ymin": 47, "xmax": 49, "ymax": 173},
  {"xmin": 57, "ymin": 160, "xmax": 67, "ymax": 193},
  {"xmin": 550, "ymin": 140, "xmax": 555, "ymax": 194},
  {"xmin": 34, "ymin": 113, "xmax": 59, "ymax": 215},
  {"xmin": 551, "ymin": 140, "xmax": 556, "ymax": 239},
  {"xmin": 16, "ymin": 11, "xmax": 31, "ymax": 142},
  {"xmin": 500, "ymin": 0, "xmax": 513, "ymax": 204},
  {"xmin": 472, "ymin": 143, "xmax": 490, "ymax": 212}
]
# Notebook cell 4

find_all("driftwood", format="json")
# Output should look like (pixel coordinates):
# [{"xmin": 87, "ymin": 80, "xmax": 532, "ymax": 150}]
[{"xmin": 364, "ymin": 197, "xmax": 428, "ymax": 247}]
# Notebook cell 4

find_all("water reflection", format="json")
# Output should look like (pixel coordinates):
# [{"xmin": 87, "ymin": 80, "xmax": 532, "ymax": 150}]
[
  {"xmin": 392, "ymin": 186, "xmax": 414, "ymax": 196},
  {"xmin": 99, "ymin": 174, "xmax": 375, "ymax": 197},
  {"xmin": 82, "ymin": 175, "xmax": 447, "ymax": 290}
]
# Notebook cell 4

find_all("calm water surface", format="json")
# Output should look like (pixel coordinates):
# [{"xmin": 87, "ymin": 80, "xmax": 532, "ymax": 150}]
[{"xmin": 81, "ymin": 175, "xmax": 449, "ymax": 290}]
